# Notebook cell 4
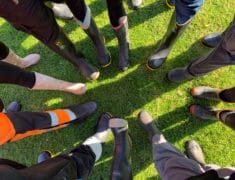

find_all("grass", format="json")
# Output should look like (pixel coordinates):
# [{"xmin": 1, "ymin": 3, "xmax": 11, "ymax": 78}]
[{"xmin": 0, "ymin": 0, "xmax": 235, "ymax": 179}]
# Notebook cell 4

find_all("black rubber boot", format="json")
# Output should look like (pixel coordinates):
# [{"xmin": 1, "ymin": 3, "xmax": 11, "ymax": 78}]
[
  {"xmin": 147, "ymin": 12, "xmax": 190, "ymax": 70},
  {"xmin": 113, "ymin": 19, "xmax": 130, "ymax": 71},
  {"xmin": 37, "ymin": 151, "xmax": 52, "ymax": 163},
  {"xmin": 189, "ymin": 105, "xmax": 218, "ymax": 120},
  {"xmin": 48, "ymin": 29, "xmax": 100, "ymax": 81},
  {"xmin": 84, "ymin": 18, "xmax": 111, "ymax": 67},
  {"xmin": 201, "ymin": 32, "xmax": 222, "ymax": 48},
  {"xmin": 138, "ymin": 111, "xmax": 161, "ymax": 141},
  {"xmin": 6, "ymin": 101, "xmax": 21, "ymax": 113},
  {"xmin": 110, "ymin": 119, "xmax": 132, "ymax": 180},
  {"xmin": 165, "ymin": 0, "xmax": 175, "ymax": 8},
  {"xmin": 167, "ymin": 66, "xmax": 194, "ymax": 83},
  {"xmin": 66, "ymin": 101, "xmax": 97, "ymax": 123},
  {"xmin": 191, "ymin": 86, "xmax": 222, "ymax": 101}
]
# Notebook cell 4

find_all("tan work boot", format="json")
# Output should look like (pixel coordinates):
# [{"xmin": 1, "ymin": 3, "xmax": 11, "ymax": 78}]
[
  {"xmin": 32, "ymin": 72, "xmax": 86, "ymax": 95},
  {"xmin": 2, "ymin": 49, "xmax": 40, "ymax": 68}
]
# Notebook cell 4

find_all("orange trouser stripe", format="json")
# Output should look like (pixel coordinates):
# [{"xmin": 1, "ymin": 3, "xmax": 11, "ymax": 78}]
[{"xmin": 0, "ymin": 113, "xmax": 16, "ymax": 145}]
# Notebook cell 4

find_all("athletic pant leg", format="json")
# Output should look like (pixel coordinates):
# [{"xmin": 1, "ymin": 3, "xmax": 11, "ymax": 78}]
[
  {"xmin": 17, "ymin": 144, "xmax": 95, "ymax": 179},
  {"xmin": 0, "ymin": 61, "xmax": 35, "ymax": 88},
  {"xmin": 219, "ymin": 87, "xmax": 235, "ymax": 103},
  {"xmin": 0, "ymin": 42, "xmax": 9, "ymax": 60},
  {"xmin": 106, "ymin": 0, "xmax": 126, "ymax": 27},
  {"xmin": 152, "ymin": 134, "xmax": 204, "ymax": 179},
  {"xmin": 219, "ymin": 110, "xmax": 235, "ymax": 131},
  {"xmin": 188, "ymin": 18, "xmax": 235, "ymax": 76},
  {"xmin": 175, "ymin": 0, "xmax": 203, "ymax": 25},
  {"xmin": 0, "ymin": 0, "xmax": 59, "ymax": 44}
]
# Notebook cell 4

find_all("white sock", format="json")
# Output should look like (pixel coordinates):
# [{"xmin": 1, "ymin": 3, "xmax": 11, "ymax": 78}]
[{"xmin": 83, "ymin": 136, "xmax": 102, "ymax": 161}]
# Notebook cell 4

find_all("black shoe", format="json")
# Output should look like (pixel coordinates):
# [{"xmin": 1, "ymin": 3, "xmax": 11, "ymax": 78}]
[
  {"xmin": 94, "ymin": 112, "xmax": 112, "ymax": 143},
  {"xmin": 48, "ymin": 29, "xmax": 100, "ymax": 81},
  {"xmin": 138, "ymin": 111, "xmax": 161, "ymax": 141},
  {"xmin": 147, "ymin": 12, "xmax": 190, "ymax": 70},
  {"xmin": 110, "ymin": 118, "xmax": 132, "ymax": 180},
  {"xmin": 67, "ymin": 101, "xmax": 97, "ymax": 123},
  {"xmin": 84, "ymin": 18, "xmax": 111, "ymax": 67},
  {"xmin": 113, "ymin": 18, "xmax": 130, "ymax": 71},
  {"xmin": 6, "ymin": 101, "xmax": 21, "ymax": 113},
  {"xmin": 201, "ymin": 32, "xmax": 222, "ymax": 48},
  {"xmin": 37, "ymin": 151, "xmax": 52, "ymax": 163}
]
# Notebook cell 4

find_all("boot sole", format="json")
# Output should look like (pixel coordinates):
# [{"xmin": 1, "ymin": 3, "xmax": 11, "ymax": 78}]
[
  {"xmin": 146, "ymin": 63, "xmax": 157, "ymax": 71},
  {"xmin": 165, "ymin": 0, "xmax": 174, "ymax": 9},
  {"xmin": 101, "ymin": 58, "xmax": 112, "ymax": 68}
]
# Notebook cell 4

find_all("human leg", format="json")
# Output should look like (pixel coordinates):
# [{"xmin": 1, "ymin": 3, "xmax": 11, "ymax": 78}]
[
  {"xmin": 138, "ymin": 111, "xmax": 204, "ymax": 179},
  {"xmin": 168, "ymin": 17, "xmax": 235, "ymax": 82},
  {"xmin": 0, "ymin": 101, "xmax": 97, "ymax": 144},
  {"xmin": 107, "ymin": 0, "xmax": 129, "ymax": 71}
]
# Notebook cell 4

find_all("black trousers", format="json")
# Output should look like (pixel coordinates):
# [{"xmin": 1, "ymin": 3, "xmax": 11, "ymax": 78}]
[
  {"xmin": 187, "ymin": 17, "xmax": 235, "ymax": 76},
  {"xmin": 0, "ymin": 144, "xmax": 95, "ymax": 180},
  {"xmin": 0, "ymin": 0, "xmax": 126, "ymax": 44},
  {"xmin": 0, "ymin": 42, "xmax": 36, "ymax": 88},
  {"xmin": 220, "ymin": 87, "xmax": 235, "ymax": 103},
  {"xmin": 0, "ymin": 61, "xmax": 36, "ymax": 89},
  {"xmin": 106, "ymin": 0, "xmax": 126, "ymax": 27}
]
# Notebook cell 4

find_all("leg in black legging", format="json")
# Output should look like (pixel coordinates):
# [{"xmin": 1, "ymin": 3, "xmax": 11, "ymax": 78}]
[
  {"xmin": 0, "ymin": 61, "xmax": 35, "ymax": 88},
  {"xmin": 106, "ymin": 0, "xmax": 126, "ymax": 27},
  {"xmin": 0, "ymin": 42, "xmax": 9, "ymax": 60},
  {"xmin": 219, "ymin": 87, "xmax": 235, "ymax": 103}
]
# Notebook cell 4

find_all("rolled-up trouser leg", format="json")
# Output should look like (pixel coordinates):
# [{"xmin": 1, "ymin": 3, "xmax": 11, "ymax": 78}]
[
  {"xmin": 0, "ymin": 61, "xmax": 36, "ymax": 88},
  {"xmin": 188, "ymin": 18, "xmax": 235, "ymax": 76},
  {"xmin": 219, "ymin": 87, "xmax": 235, "ymax": 103},
  {"xmin": 218, "ymin": 110, "xmax": 235, "ymax": 131},
  {"xmin": 175, "ymin": 0, "xmax": 203, "ymax": 25},
  {"xmin": 152, "ymin": 134, "xmax": 204, "ymax": 179},
  {"xmin": 0, "ymin": 42, "xmax": 9, "ymax": 60},
  {"xmin": 17, "ymin": 145, "xmax": 95, "ymax": 179},
  {"xmin": 106, "ymin": 0, "xmax": 126, "ymax": 27}
]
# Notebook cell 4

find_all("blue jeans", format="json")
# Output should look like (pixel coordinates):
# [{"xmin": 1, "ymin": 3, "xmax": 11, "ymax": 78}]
[{"xmin": 170, "ymin": 0, "xmax": 204, "ymax": 25}]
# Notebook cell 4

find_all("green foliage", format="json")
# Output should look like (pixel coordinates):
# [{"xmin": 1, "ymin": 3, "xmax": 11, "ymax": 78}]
[{"xmin": 0, "ymin": 0, "xmax": 234, "ymax": 179}]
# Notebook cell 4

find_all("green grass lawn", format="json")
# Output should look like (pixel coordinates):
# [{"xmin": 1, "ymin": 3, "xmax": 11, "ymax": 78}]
[{"xmin": 0, "ymin": 0, "xmax": 235, "ymax": 179}]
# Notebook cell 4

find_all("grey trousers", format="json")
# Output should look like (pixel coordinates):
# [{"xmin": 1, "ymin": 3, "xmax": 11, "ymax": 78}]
[
  {"xmin": 152, "ymin": 134, "xmax": 235, "ymax": 180},
  {"xmin": 187, "ymin": 17, "xmax": 235, "ymax": 76}
]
